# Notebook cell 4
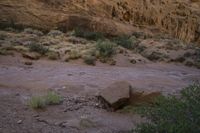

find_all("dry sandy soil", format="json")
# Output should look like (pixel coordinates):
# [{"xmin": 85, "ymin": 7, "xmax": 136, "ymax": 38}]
[{"xmin": 0, "ymin": 29, "xmax": 200, "ymax": 133}]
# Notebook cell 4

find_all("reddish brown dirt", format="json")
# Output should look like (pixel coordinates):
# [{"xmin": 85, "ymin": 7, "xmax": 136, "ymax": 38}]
[{"xmin": 0, "ymin": 55, "xmax": 200, "ymax": 133}]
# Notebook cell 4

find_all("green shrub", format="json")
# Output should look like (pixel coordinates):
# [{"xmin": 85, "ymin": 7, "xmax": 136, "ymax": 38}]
[
  {"xmin": 45, "ymin": 92, "xmax": 62, "ymax": 105},
  {"xmin": 113, "ymin": 35, "xmax": 134, "ymax": 49},
  {"xmin": 96, "ymin": 40, "xmax": 116, "ymax": 58},
  {"xmin": 29, "ymin": 96, "xmax": 46, "ymax": 109},
  {"xmin": 133, "ymin": 84, "xmax": 200, "ymax": 133},
  {"xmin": 29, "ymin": 92, "xmax": 62, "ymax": 109},
  {"xmin": 83, "ymin": 56, "xmax": 96, "ymax": 65},
  {"xmin": 28, "ymin": 43, "xmax": 48, "ymax": 55},
  {"xmin": 73, "ymin": 28, "xmax": 104, "ymax": 41}
]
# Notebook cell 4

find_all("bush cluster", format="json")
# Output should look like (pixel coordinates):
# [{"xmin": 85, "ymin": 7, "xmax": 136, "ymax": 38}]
[
  {"xmin": 28, "ymin": 43, "xmax": 49, "ymax": 55},
  {"xmin": 73, "ymin": 28, "xmax": 104, "ymax": 41},
  {"xmin": 113, "ymin": 35, "xmax": 134, "ymax": 49},
  {"xmin": 133, "ymin": 84, "xmax": 200, "ymax": 133},
  {"xmin": 83, "ymin": 55, "xmax": 96, "ymax": 65},
  {"xmin": 96, "ymin": 40, "xmax": 116, "ymax": 58}
]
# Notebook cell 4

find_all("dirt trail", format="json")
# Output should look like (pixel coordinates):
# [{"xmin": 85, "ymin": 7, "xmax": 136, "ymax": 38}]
[
  {"xmin": 1, "ymin": 56, "xmax": 200, "ymax": 94},
  {"xmin": 0, "ymin": 55, "xmax": 200, "ymax": 133}
]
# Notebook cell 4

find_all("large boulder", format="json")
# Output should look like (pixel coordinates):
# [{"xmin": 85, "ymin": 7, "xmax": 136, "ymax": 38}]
[{"xmin": 99, "ymin": 81, "xmax": 131, "ymax": 110}]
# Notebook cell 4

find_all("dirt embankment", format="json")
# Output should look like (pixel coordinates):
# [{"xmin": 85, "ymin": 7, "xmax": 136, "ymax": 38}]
[{"xmin": 0, "ymin": 0, "xmax": 199, "ymax": 43}]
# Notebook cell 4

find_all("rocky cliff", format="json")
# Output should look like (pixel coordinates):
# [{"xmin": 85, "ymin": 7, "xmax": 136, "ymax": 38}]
[{"xmin": 0, "ymin": 0, "xmax": 199, "ymax": 43}]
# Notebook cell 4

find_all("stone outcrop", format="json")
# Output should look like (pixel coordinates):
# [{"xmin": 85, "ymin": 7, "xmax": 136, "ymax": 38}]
[{"xmin": 0, "ymin": 0, "xmax": 199, "ymax": 43}]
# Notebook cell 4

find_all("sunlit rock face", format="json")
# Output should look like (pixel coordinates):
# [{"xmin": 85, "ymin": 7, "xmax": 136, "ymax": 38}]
[{"xmin": 0, "ymin": 0, "xmax": 199, "ymax": 43}]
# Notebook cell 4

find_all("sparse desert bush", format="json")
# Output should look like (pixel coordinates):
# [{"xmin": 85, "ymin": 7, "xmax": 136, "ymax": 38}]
[
  {"xmin": 96, "ymin": 40, "xmax": 116, "ymax": 58},
  {"xmin": 0, "ymin": 20, "xmax": 25, "ymax": 31},
  {"xmin": 47, "ymin": 51, "xmax": 59, "ymax": 60},
  {"xmin": 0, "ymin": 47, "xmax": 13, "ymax": 55},
  {"xmin": 40, "ymin": 0, "xmax": 64, "ymax": 6},
  {"xmin": 113, "ymin": 35, "xmax": 134, "ymax": 49},
  {"xmin": 133, "ymin": 84, "xmax": 200, "ymax": 133},
  {"xmin": 0, "ymin": 48, "xmax": 7, "ymax": 55},
  {"xmin": 47, "ymin": 30, "xmax": 63, "ymax": 37},
  {"xmin": 29, "ymin": 96, "xmax": 46, "ymax": 109},
  {"xmin": 73, "ymin": 28, "xmax": 104, "ymax": 41},
  {"xmin": 132, "ymin": 32, "xmax": 145, "ymax": 38},
  {"xmin": 69, "ymin": 50, "xmax": 81, "ymax": 60},
  {"xmin": 23, "ymin": 28, "xmax": 43, "ymax": 36},
  {"xmin": 195, "ymin": 48, "xmax": 200, "ymax": 60},
  {"xmin": 13, "ymin": 45, "xmax": 29, "ymax": 53},
  {"xmin": 28, "ymin": 43, "xmax": 48, "ymax": 55},
  {"xmin": 0, "ymin": 33, "xmax": 6, "ymax": 40},
  {"xmin": 83, "ymin": 55, "xmax": 96, "ymax": 65},
  {"xmin": 132, "ymin": 32, "xmax": 152, "ymax": 39},
  {"xmin": 29, "ymin": 92, "xmax": 62, "ymax": 109},
  {"xmin": 45, "ymin": 92, "xmax": 62, "ymax": 105}
]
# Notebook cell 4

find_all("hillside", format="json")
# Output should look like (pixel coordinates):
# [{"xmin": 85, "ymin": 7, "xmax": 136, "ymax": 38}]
[{"xmin": 0, "ymin": 0, "xmax": 200, "ymax": 43}]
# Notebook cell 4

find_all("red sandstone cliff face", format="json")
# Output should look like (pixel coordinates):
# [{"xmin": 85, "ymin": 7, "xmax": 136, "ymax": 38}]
[
  {"xmin": 112, "ymin": 0, "xmax": 200, "ymax": 43},
  {"xmin": 0, "ymin": 0, "xmax": 199, "ymax": 43}
]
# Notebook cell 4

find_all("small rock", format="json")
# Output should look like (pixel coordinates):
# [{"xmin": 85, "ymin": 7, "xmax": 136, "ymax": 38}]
[
  {"xmin": 36, "ymin": 118, "xmax": 49, "ymax": 124},
  {"xmin": 80, "ymin": 118, "xmax": 96, "ymax": 128},
  {"xmin": 24, "ymin": 61, "xmax": 33, "ymax": 65},
  {"xmin": 108, "ymin": 59, "xmax": 116, "ymax": 66},
  {"xmin": 23, "ymin": 107, "xmax": 29, "ymax": 111},
  {"xmin": 117, "ymin": 48, "xmax": 124, "ymax": 54},
  {"xmin": 128, "ymin": 57, "xmax": 137, "ymax": 64},
  {"xmin": 17, "ymin": 120, "xmax": 23, "ymax": 124},
  {"xmin": 22, "ymin": 52, "xmax": 40, "ymax": 60},
  {"xmin": 33, "ymin": 114, "xmax": 39, "ymax": 117},
  {"xmin": 57, "ymin": 121, "xmax": 68, "ymax": 128},
  {"xmin": 185, "ymin": 60, "xmax": 194, "ymax": 67},
  {"xmin": 173, "ymin": 56, "xmax": 185, "ymax": 63},
  {"xmin": 15, "ymin": 93, "xmax": 20, "ymax": 96},
  {"xmin": 48, "ymin": 30, "xmax": 63, "ymax": 37},
  {"xmin": 80, "ymin": 72, "xmax": 85, "ymax": 75},
  {"xmin": 64, "ymin": 49, "xmax": 71, "ymax": 54},
  {"xmin": 99, "ymin": 58, "xmax": 107, "ymax": 63},
  {"xmin": 143, "ymin": 51, "xmax": 168, "ymax": 61},
  {"xmin": 63, "ymin": 55, "xmax": 70, "ymax": 62},
  {"xmin": 62, "ymin": 86, "xmax": 66, "ymax": 89}
]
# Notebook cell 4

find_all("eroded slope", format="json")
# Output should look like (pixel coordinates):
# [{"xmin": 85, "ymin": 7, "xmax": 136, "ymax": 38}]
[{"xmin": 0, "ymin": 0, "xmax": 199, "ymax": 43}]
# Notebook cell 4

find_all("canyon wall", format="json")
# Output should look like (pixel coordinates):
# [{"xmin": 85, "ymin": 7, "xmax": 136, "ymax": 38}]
[{"xmin": 0, "ymin": 0, "xmax": 199, "ymax": 43}]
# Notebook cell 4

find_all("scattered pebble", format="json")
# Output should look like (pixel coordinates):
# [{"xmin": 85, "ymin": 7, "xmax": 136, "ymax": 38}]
[
  {"xmin": 17, "ymin": 120, "xmax": 23, "ymax": 124},
  {"xmin": 33, "ymin": 114, "xmax": 39, "ymax": 118}
]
